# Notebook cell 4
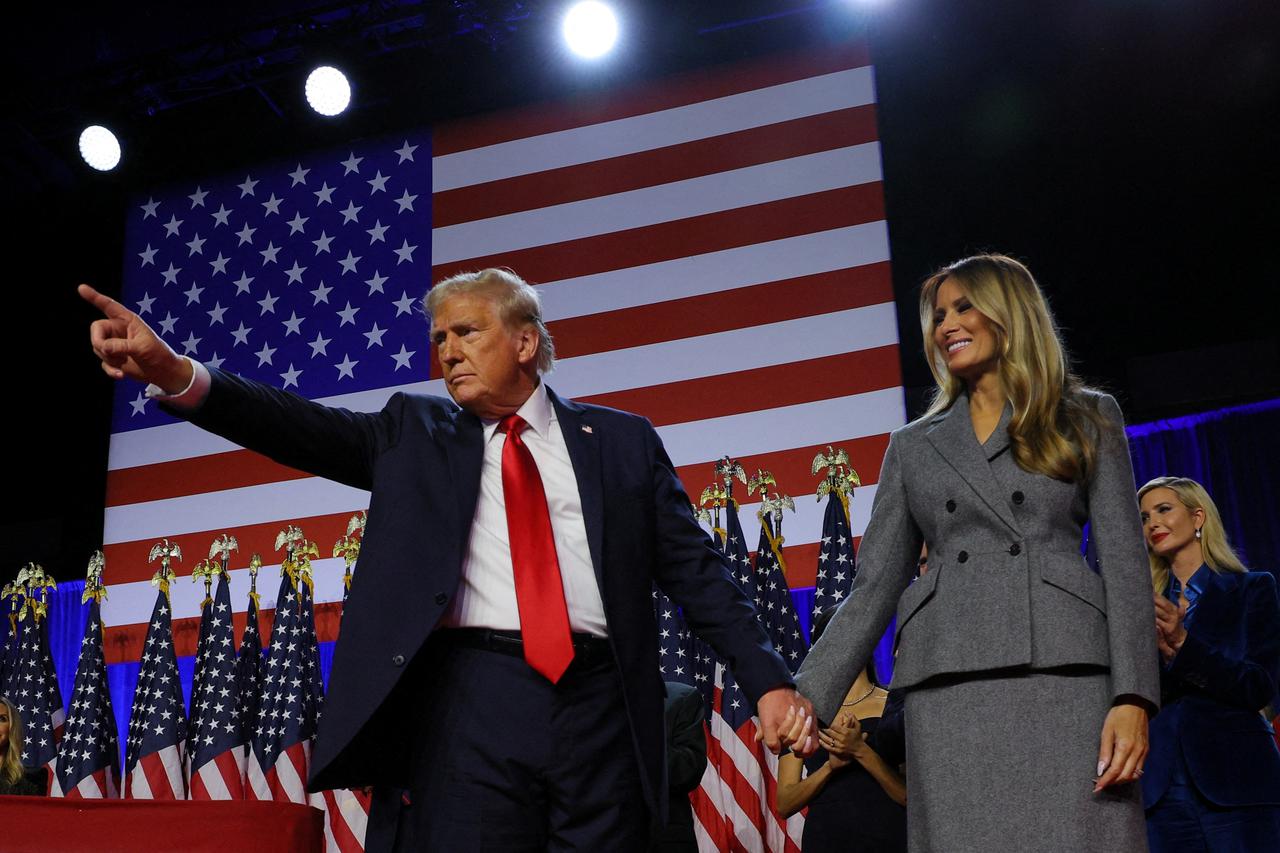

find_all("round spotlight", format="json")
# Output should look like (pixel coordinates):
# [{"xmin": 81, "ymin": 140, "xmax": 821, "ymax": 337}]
[
  {"xmin": 305, "ymin": 66, "xmax": 352, "ymax": 117},
  {"xmin": 78, "ymin": 125, "xmax": 122, "ymax": 171},
  {"xmin": 562, "ymin": 2, "xmax": 619, "ymax": 59}
]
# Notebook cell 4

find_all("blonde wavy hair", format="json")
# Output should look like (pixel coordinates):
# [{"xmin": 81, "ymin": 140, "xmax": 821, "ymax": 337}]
[
  {"xmin": 0, "ymin": 695, "xmax": 24, "ymax": 787},
  {"xmin": 1137, "ymin": 476, "xmax": 1248, "ymax": 594},
  {"xmin": 920, "ymin": 254, "xmax": 1108, "ymax": 483}
]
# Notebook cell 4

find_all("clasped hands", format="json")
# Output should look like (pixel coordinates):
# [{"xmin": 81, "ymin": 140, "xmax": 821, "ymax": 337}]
[
  {"xmin": 1153, "ymin": 591, "xmax": 1189, "ymax": 664},
  {"xmin": 817, "ymin": 711, "xmax": 868, "ymax": 770},
  {"xmin": 755, "ymin": 687, "xmax": 817, "ymax": 758}
]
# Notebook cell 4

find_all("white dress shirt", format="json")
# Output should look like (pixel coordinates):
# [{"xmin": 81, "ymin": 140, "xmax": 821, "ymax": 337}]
[{"xmin": 439, "ymin": 381, "xmax": 608, "ymax": 636}]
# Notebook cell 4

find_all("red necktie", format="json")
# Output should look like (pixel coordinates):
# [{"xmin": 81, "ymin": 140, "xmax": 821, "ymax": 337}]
[{"xmin": 498, "ymin": 414, "xmax": 575, "ymax": 683}]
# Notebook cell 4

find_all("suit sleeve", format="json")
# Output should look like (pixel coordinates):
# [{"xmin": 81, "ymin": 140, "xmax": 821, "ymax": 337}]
[
  {"xmin": 666, "ymin": 686, "xmax": 709, "ymax": 795},
  {"xmin": 1169, "ymin": 572, "xmax": 1280, "ymax": 711},
  {"xmin": 642, "ymin": 423, "xmax": 794, "ymax": 706},
  {"xmin": 796, "ymin": 430, "xmax": 922, "ymax": 725},
  {"xmin": 162, "ymin": 366, "xmax": 400, "ymax": 491},
  {"xmin": 1086, "ymin": 394, "xmax": 1160, "ymax": 710}
]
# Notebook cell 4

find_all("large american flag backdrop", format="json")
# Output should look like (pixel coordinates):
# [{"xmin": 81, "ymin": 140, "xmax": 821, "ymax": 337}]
[{"xmin": 97, "ymin": 44, "xmax": 905, "ymax": 848}]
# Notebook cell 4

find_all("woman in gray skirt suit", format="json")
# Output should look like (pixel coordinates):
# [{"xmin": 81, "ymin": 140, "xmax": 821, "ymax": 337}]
[{"xmin": 795, "ymin": 254, "xmax": 1159, "ymax": 851}]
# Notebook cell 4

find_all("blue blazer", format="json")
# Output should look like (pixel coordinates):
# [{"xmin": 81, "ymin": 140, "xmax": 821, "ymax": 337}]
[
  {"xmin": 1142, "ymin": 568, "xmax": 1280, "ymax": 808},
  {"xmin": 174, "ymin": 368, "xmax": 791, "ymax": 818}
]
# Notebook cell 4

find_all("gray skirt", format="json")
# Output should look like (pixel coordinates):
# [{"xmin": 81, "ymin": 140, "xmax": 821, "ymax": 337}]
[{"xmin": 903, "ymin": 668, "xmax": 1148, "ymax": 853}]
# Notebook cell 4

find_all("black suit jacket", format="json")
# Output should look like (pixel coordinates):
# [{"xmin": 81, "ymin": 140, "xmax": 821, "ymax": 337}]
[
  {"xmin": 1142, "ymin": 568, "xmax": 1280, "ymax": 808},
  {"xmin": 176, "ymin": 368, "xmax": 791, "ymax": 817}
]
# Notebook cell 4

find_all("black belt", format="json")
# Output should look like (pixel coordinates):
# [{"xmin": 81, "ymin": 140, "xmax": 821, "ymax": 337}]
[{"xmin": 435, "ymin": 628, "xmax": 614, "ymax": 670}]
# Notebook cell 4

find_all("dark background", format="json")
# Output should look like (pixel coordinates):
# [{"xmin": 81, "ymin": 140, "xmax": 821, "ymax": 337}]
[{"xmin": 3, "ymin": 0, "xmax": 1277, "ymax": 587}]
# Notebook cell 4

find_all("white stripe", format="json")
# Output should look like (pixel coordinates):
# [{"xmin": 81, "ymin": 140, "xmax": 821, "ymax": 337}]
[
  {"xmin": 708, "ymin": 708, "xmax": 769, "ymax": 853},
  {"xmin": 195, "ymin": 757, "xmax": 233, "ymax": 800},
  {"xmin": 550, "ymin": 302, "xmax": 900, "ymax": 400},
  {"xmin": 128, "ymin": 762, "xmax": 152, "ymax": 799},
  {"xmin": 160, "ymin": 743, "xmax": 186, "ymax": 800},
  {"xmin": 273, "ymin": 740, "xmax": 311, "ymax": 804},
  {"xmin": 108, "ymin": 300, "xmax": 900, "ymax": 472},
  {"xmin": 248, "ymin": 751, "xmax": 272, "ymax": 800},
  {"xmin": 104, "ymin": 477, "xmax": 370, "ymax": 544},
  {"xmin": 73, "ymin": 773, "xmax": 107, "ymax": 798},
  {"xmin": 432, "ymin": 66, "xmax": 876, "ymax": 191},
  {"xmin": 101, "ymin": 557, "xmax": 349, "ymax": 634},
  {"xmin": 538, "ymin": 221, "xmax": 890, "ymax": 321},
  {"xmin": 659, "ymin": 386, "xmax": 906, "ymax": 468},
  {"xmin": 432, "ymin": 144, "xmax": 882, "ymax": 264}
]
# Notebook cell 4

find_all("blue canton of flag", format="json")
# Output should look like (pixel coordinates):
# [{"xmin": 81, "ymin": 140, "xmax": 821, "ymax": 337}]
[
  {"xmin": 812, "ymin": 493, "xmax": 857, "ymax": 624},
  {"xmin": 117, "ymin": 135, "xmax": 431, "ymax": 429},
  {"xmin": 753, "ymin": 517, "xmax": 809, "ymax": 674},
  {"xmin": 653, "ymin": 587, "xmax": 696, "ymax": 687},
  {"xmin": 189, "ymin": 574, "xmax": 246, "ymax": 799},
  {"xmin": 236, "ymin": 589, "xmax": 265, "ymax": 749},
  {"xmin": 124, "ymin": 587, "xmax": 188, "ymax": 799},
  {"xmin": 54, "ymin": 598, "xmax": 119, "ymax": 798},
  {"xmin": 247, "ymin": 570, "xmax": 324, "ymax": 802},
  {"xmin": 11, "ymin": 614, "xmax": 64, "ymax": 781}
]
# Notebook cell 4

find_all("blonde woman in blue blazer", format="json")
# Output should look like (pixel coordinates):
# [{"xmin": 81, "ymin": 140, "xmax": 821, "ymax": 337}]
[
  {"xmin": 796, "ymin": 254, "xmax": 1159, "ymax": 851},
  {"xmin": 1139, "ymin": 476, "xmax": 1280, "ymax": 850}
]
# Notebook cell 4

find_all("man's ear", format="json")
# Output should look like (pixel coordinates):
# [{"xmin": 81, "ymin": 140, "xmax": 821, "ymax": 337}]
[{"xmin": 516, "ymin": 325, "xmax": 540, "ymax": 365}]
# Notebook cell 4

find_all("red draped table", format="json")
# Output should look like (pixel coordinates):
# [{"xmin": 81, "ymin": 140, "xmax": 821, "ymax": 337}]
[{"xmin": 0, "ymin": 797, "xmax": 325, "ymax": 852}]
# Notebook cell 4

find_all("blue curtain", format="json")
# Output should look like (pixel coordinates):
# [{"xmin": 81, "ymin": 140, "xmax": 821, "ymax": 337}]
[{"xmin": 1127, "ymin": 398, "xmax": 1280, "ymax": 576}]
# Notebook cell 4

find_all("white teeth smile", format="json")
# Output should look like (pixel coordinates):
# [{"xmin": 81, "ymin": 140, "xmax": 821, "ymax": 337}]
[{"xmin": 947, "ymin": 340, "xmax": 971, "ymax": 353}]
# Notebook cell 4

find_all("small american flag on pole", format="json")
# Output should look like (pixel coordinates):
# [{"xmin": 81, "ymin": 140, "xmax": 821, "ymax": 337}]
[
  {"xmin": 53, "ymin": 573, "xmax": 119, "ymax": 799},
  {"xmin": 123, "ymin": 578, "xmax": 187, "ymax": 799},
  {"xmin": 188, "ymin": 572, "xmax": 246, "ymax": 799}
]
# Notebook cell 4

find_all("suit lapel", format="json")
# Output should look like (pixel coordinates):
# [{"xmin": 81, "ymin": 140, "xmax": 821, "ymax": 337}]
[
  {"xmin": 443, "ymin": 405, "xmax": 485, "ymax": 539},
  {"xmin": 549, "ymin": 387, "xmax": 607, "ymax": 592},
  {"xmin": 925, "ymin": 393, "xmax": 1021, "ymax": 534}
]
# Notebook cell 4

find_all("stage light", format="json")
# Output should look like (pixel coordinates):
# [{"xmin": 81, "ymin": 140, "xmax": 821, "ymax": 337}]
[
  {"xmin": 562, "ymin": 2, "xmax": 619, "ymax": 59},
  {"xmin": 78, "ymin": 125, "xmax": 122, "ymax": 171},
  {"xmin": 305, "ymin": 66, "xmax": 352, "ymax": 116}
]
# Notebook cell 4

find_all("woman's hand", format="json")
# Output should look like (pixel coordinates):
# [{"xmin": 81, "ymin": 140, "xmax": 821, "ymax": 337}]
[
  {"xmin": 819, "ymin": 713, "xmax": 868, "ymax": 769},
  {"xmin": 1153, "ymin": 592, "xmax": 1189, "ymax": 664},
  {"xmin": 1094, "ymin": 701, "xmax": 1149, "ymax": 792}
]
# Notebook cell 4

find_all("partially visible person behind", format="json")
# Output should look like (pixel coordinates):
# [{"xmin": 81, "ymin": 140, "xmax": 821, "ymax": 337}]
[
  {"xmin": 652, "ymin": 681, "xmax": 707, "ymax": 853},
  {"xmin": 1139, "ymin": 476, "xmax": 1280, "ymax": 851},
  {"xmin": 0, "ymin": 696, "xmax": 46, "ymax": 796},
  {"xmin": 777, "ymin": 606, "xmax": 906, "ymax": 853}
]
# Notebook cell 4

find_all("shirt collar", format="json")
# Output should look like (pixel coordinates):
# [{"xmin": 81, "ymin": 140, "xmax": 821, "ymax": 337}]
[
  {"xmin": 480, "ymin": 380, "xmax": 553, "ymax": 443},
  {"xmin": 1168, "ymin": 563, "xmax": 1211, "ymax": 600}
]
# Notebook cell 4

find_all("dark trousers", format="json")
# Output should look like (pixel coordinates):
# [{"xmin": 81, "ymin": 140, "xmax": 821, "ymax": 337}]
[
  {"xmin": 1146, "ymin": 746, "xmax": 1280, "ymax": 852},
  {"xmin": 367, "ymin": 632, "xmax": 650, "ymax": 852}
]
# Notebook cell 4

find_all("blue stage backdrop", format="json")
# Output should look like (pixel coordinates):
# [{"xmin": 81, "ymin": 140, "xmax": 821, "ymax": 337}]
[{"xmin": 40, "ymin": 397, "xmax": 1280, "ymax": 768}]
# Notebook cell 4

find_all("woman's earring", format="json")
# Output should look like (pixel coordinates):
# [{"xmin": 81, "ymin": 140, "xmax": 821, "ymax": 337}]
[{"xmin": 1195, "ymin": 528, "xmax": 1202, "ymax": 540}]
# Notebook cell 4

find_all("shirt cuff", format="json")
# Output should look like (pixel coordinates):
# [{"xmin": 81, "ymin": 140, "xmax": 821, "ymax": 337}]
[{"xmin": 144, "ymin": 357, "xmax": 211, "ymax": 410}]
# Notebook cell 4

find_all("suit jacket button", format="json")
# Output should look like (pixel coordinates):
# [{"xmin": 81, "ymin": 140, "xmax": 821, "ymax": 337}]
[
  {"xmin": 1009, "ymin": 543, "xmax": 1022, "ymax": 556},
  {"xmin": 435, "ymin": 592, "xmax": 448, "ymax": 606},
  {"xmin": 392, "ymin": 654, "xmax": 406, "ymax": 667},
  {"xmin": 1012, "ymin": 491, "xmax": 1025, "ymax": 505},
  {"xmin": 946, "ymin": 500, "xmax": 957, "ymax": 513},
  {"xmin": 957, "ymin": 550, "xmax": 969, "ymax": 563}
]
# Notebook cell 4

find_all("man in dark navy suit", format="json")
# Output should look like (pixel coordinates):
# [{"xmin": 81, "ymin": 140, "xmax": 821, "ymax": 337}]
[{"xmin": 81, "ymin": 269, "xmax": 814, "ymax": 851}]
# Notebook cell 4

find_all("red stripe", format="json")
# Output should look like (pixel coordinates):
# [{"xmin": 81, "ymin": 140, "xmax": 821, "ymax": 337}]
[
  {"xmin": 551, "ymin": 262, "xmax": 893, "ymax": 359},
  {"xmin": 690, "ymin": 782, "xmax": 731, "ymax": 851},
  {"xmin": 673, "ymin": 433, "xmax": 891, "ymax": 507},
  {"xmin": 430, "ymin": 183, "xmax": 886, "ymax": 286},
  {"xmin": 105, "ymin": 600, "xmax": 341, "ymax": 665},
  {"xmin": 705, "ymin": 715, "xmax": 768, "ymax": 843},
  {"xmin": 190, "ymin": 767, "xmax": 210, "ymax": 800},
  {"xmin": 102, "ymin": 511, "xmax": 356, "ymax": 585},
  {"xmin": 106, "ymin": 448, "xmax": 309, "ymax": 506},
  {"xmin": 432, "ymin": 44, "xmax": 870, "ymax": 155},
  {"xmin": 580, "ymin": 346, "xmax": 901, "ymax": 429},
  {"xmin": 434, "ymin": 105, "xmax": 880, "ymax": 227},
  {"xmin": 140, "ymin": 750, "xmax": 181, "ymax": 800},
  {"xmin": 322, "ymin": 789, "xmax": 366, "ymax": 853}
]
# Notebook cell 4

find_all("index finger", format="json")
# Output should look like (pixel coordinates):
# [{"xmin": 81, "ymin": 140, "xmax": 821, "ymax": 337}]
[{"xmin": 78, "ymin": 284, "xmax": 133, "ymax": 320}]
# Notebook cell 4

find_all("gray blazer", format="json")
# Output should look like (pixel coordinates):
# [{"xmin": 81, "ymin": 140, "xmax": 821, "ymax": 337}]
[{"xmin": 796, "ymin": 390, "xmax": 1160, "ymax": 724}]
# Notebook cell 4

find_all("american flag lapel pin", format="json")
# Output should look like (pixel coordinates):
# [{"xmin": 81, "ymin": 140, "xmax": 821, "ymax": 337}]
[{"xmin": 581, "ymin": 425, "xmax": 593, "ymax": 434}]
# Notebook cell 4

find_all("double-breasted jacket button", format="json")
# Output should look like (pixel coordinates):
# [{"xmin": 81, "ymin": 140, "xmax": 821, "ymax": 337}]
[
  {"xmin": 957, "ymin": 550, "xmax": 969, "ymax": 563},
  {"xmin": 434, "ymin": 591, "xmax": 449, "ymax": 606},
  {"xmin": 1012, "ymin": 491, "xmax": 1025, "ymax": 505},
  {"xmin": 945, "ymin": 499, "xmax": 957, "ymax": 513},
  {"xmin": 1009, "ymin": 543, "xmax": 1022, "ymax": 556},
  {"xmin": 392, "ymin": 654, "xmax": 406, "ymax": 667}
]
